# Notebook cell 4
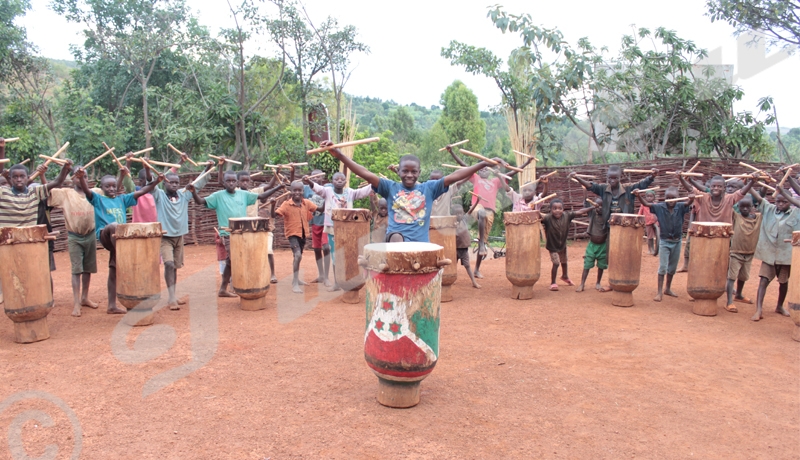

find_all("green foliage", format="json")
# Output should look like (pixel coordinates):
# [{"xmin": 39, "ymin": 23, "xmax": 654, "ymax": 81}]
[
  {"xmin": 437, "ymin": 80, "xmax": 486, "ymax": 152},
  {"xmin": 0, "ymin": 95, "xmax": 51, "ymax": 162},
  {"xmin": 349, "ymin": 130, "xmax": 399, "ymax": 187},
  {"xmin": 706, "ymin": 0, "xmax": 800, "ymax": 50}
]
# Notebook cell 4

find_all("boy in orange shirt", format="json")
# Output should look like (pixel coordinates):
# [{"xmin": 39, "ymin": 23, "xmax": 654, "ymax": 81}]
[{"xmin": 272, "ymin": 181, "xmax": 317, "ymax": 293}]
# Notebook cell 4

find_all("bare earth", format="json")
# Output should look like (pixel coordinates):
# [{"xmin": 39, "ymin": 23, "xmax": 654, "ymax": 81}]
[{"xmin": 1, "ymin": 240, "xmax": 798, "ymax": 459}]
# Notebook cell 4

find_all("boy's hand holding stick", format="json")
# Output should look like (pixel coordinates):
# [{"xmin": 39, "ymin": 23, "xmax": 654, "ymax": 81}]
[
  {"xmin": 209, "ymin": 154, "xmax": 242, "ymax": 165},
  {"xmin": 306, "ymin": 137, "xmax": 380, "ymax": 155},
  {"xmin": 438, "ymin": 139, "xmax": 469, "ymax": 152},
  {"xmin": 773, "ymin": 168, "xmax": 793, "ymax": 198},
  {"xmin": 459, "ymin": 148, "xmax": 524, "ymax": 173},
  {"xmin": 168, "ymin": 144, "xmax": 198, "ymax": 167},
  {"xmin": 530, "ymin": 193, "xmax": 557, "ymax": 207}
]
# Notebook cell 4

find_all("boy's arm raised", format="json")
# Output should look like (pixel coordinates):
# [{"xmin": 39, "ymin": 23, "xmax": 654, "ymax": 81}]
[
  {"xmin": 737, "ymin": 172, "xmax": 759, "ymax": 197},
  {"xmin": 258, "ymin": 184, "xmax": 284, "ymax": 202},
  {"xmin": 445, "ymin": 146, "xmax": 468, "ymax": 167},
  {"xmin": 678, "ymin": 174, "xmax": 695, "ymax": 193},
  {"xmin": 322, "ymin": 141, "xmax": 380, "ymax": 188},
  {"xmin": 45, "ymin": 160, "xmax": 74, "ymax": 192},
  {"xmin": 632, "ymin": 189, "xmax": 653, "ymax": 208},
  {"xmin": 567, "ymin": 171, "xmax": 592, "ymax": 189},
  {"xmin": 779, "ymin": 186, "xmax": 800, "ymax": 208},
  {"xmin": 444, "ymin": 158, "xmax": 500, "ymax": 187},
  {"xmin": 184, "ymin": 183, "xmax": 207, "ymax": 206},
  {"xmin": 73, "ymin": 167, "xmax": 93, "ymax": 201},
  {"xmin": 135, "ymin": 173, "xmax": 164, "ymax": 199}
]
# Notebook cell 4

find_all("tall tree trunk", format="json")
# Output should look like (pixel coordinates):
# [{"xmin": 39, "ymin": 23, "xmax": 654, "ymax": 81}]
[{"xmin": 142, "ymin": 79, "xmax": 152, "ymax": 150}]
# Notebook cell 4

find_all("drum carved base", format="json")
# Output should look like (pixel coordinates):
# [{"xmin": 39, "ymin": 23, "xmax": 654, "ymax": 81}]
[
  {"xmin": 792, "ymin": 325, "xmax": 800, "ymax": 343},
  {"xmin": 377, "ymin": 378, "xmax": 421, "ymax": 408},
  {"xmin": 13, "ymin": 317, "xmax": 50, "ymax": 343},
  {"xmin": 441, "ymin": 285, "xmax": 453, "ymax": 303},
  {"xmin": 692, "ymin": 299, "xmax": 718, "ymax": 317},
  {"xmin": 611, "ymin": 291, "xmax": 634, "ymax": 308},
  {"xmin": 240, "ymin": 296, "xmax": 267, "ymax": 311},
  {"xmin": 342, "ymin": 290, "xmax": 360, "ymax": 304},
  {"xmin": 511, "ymin": 284, "xmax": 534, "ymax": 300},
  {"xmin": 123, "ymin": 308, "xmax": 155, "ymax": 327}
]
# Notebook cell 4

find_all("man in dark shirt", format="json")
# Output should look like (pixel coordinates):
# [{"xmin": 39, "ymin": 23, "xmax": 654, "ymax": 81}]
[{"xmin": 636, "ymin": 187, "xmax": 695, "ymax": 302}]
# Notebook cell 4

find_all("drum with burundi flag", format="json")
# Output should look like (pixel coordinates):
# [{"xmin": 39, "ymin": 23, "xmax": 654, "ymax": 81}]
[{"xmin": 360, "ymin": 242, "xmax": 450, "ymax": 408}]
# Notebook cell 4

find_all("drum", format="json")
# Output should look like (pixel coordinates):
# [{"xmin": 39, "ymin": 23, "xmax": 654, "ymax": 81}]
[
  {"xmin": 229, "ymin": 217, "xmax": 271, "ymax": 311},
  {"xmin": 504, "ymin": 211, "xmax": 541, "ymax": 300},
  {"xmin": 360, "ymin": 242, "xmax": 450, "ymax": 408},
  {"xmin": 608, "ymin": 213, "xmax": 645, "ymax": 307},
  {"xmin": 116, "ymin": 223, "xmax": 163, "ymax": 326},
  {"xmin": 686, "ymin": 222, "xmax": 733, "ymax": 316},
  {"xmin": 429, "ymin": 216, "xmax": 458, "ymax": 302},
  {"xmin": 0, "ymin": 225, "xmax": 54, "ymax": 343},
  {"xmin": 332, "ymin": 208, "xmax": 371, "ymax": 304},
  {"xmin": 787, "ymin": 232, "xmax": 800, "ymax": 341}
]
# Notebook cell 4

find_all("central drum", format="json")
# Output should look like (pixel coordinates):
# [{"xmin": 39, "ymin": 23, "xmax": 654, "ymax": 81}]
[
  {"xmin": 116, "ymin": 222, "xmax": 163, "ymax": 326},
  {"xmin": 608, "ymin": 213, "xmax": 645, "ymax": 307},
  {"xmin": 332, "ymin": 208, "xmax": 371, "ymax": 304},
  {"xmin": 229, "ymin": 217, "xmax": 271, "ymax": 311},
  {"xmin": 504, "ymin": 211, "xmax": 541, "ymax": 300},
  {"xmin": 360, "ymin": 242, "xmax": 449, "ymax": 408}
]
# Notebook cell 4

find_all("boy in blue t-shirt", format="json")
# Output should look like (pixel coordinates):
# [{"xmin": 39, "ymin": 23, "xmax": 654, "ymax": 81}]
[
  {"xmin": 317, "ymin": 140, "xmax": 509, "ymax": 242},
  {"xmin": 73, "ymin": 165, "xmax": 164, "ymax": 314}
]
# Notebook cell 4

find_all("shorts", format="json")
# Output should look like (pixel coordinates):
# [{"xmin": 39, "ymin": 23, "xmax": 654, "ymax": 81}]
[
  {"xmin": 289, "ymin": 235, "xmax": 306, "ymax": 254},
  {"xmin": 645, "ymin": 224, "xmax": 657, "ymax": 240},
  {"xmin": 469, "ymin": 204, "xmax": 495, "ymax": 242},
  {"xmin": 684, "ymin": 235, "xmax": 691, "ymax": 258},
  {"xmin": 68, "ymin": 231, "xmax": 98, "ymax": 275},
  {"xmin": 456, "ymin": 248, "xmax": 470, "ymax": 266},
  {"xmin": 728, "ymin": 252, "xmax": 753, "ymax": 282},
  {"xmin": 312, "ymin": 225, "xmax": 328, "ymax": 249},
  {"xmin": 221, "ymin": 235, "xmax": 231, "ymax": 267},
  {"xmin": 658, "ymin": 238, "xmax": 682, "ymax": 275},
  {"xmin": 583, "ymin": 240, "xmax": 608, "ymax": 270},
  {"xmin": 160, "ymin": 236, "xmax": 185, "ymax": 269},
  {"xmin": 99, "ymin": 225, "xmax": 117, "ymax": 269},
  {"xmin": 759, "ymin": 262, "xmax": 790, "ymax": 284},
  {"xmin": 549, "ymin": 249, "xmax": 567, "ymax": 265}
]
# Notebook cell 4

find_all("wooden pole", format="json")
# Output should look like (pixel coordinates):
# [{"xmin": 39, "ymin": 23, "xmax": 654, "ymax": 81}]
[
  {"xmin": 687, "ymin": 161, "xmax": 701, "ymax": 173},
  {"xmin": 573, "ymin": 173, "xmax": 596, "ymax": 178},
  {"xmin": 128, "ymin": 157, "xmax": 181, "ymax": 168},
  {"xmin": 623, "ymin": 169, "xmax": 654, "ymax": 174},
  {"xmin": 773, "ymin": 168, "xmax": 793, "ymax": 198},
  {"xmin": 0, "ymin": 159, "xmax": 10, "ymax": 164},
  {"xmin": 638, "ymin": 186, "xmax": 660, "ymax": 193},
  {"xmin": 441, "ymin": 163, "xmax": 464, "ymax": 170},
  {"xmin": 757, "ymin": 181, "xmax": 777, "ymax": 192},
  {"xmin": 38, "ymin": 155, "xmax": 67, "ymax": 165},
  {"xmin": 665, "ymin": 171, "xmax": 704, "ymax": 177},
  {"xmin": 18, "ymin": 159, "xmax": 29, "ymax": 165},
  {"xmin": 467, "ymin": 190, "xmax": 487, "ymax": 202},
  {"xmin": 512, "ymin": 150, "xmax": 537, "ymax": 161},
  {"xmin": 438, "ymin": 139, "xmax": 469, "ymax": 151},
  {"xmin": 306, "ymin": 137, "xmax": 380, "ymax": 155},
  {"xmin": 3, "ymin": 137, "xmax": 20, "ymax": 142},
  {"xmin": 30, "ymin": 142, "xmax": 70, "ymax": 180},
  {"xmin": 665, "ymin": 197, "xmax": 690, "ymax": 203},
  {"xmin": 538, "ymin": 171, "xmax": 558, "ymax": 180}
]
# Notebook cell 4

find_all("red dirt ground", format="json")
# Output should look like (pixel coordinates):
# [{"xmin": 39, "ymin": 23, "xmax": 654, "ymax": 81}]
[{"xmin": 1, "ymin": 241, "xmax": 798, "ymax": 459}]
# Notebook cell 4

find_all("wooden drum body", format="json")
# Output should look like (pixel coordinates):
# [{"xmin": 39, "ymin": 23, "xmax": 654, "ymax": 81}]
[
  {"xmin": 788, "ymin": 232, "xmax": 800, "ymax": 341},
  {"xmin": 429, "ymin": 216, "xmax": 458, "ymax": 302},
  {"xmin": 504, "ymin": 211, "xmax": 541, "ymax": 300},
  {"xmin": 332, "ymin": 208, "xmax": 371, "ymax": 304},
  {"xmin": 360, "ymin": 242, "xmax": 450, "ymax": 408},
  {"xmin": 608, "ymin": 213, "xmax": 645, "ymax": 307},
  {"xmin": 0, "ymin": 226, "xmax": 54, "ymax": 343},
  {"xmin": 116, "ymin": 223, "xmax": 163, "ymax": 326},
  {"xmin": 230, "ymin": 218, "xmax": 271, "ymax": 311},
  {"xmin": 686, "ymin": 222, "xmax": 733, "ymax": 316}
]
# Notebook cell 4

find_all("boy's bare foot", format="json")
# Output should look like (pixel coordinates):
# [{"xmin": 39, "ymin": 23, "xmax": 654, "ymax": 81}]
[
  {"xmin": 654, "ymin": 293, "xmax": 663, "ymax": 302},
  {"xmin": 71, "ymin": 307, "xmax": 81, "ymax": 317},
  {"xmin": 107, "ymin": 306, "xmax": 127, "ymax": 314},
  {"xmin": 323, "ymin": 279, "xmax": 333, "ymax": 287},
  {"xmin": 217, "ymin": 290, "xmax": 237, "ymax": 298},
  {"xmin": 472, "ymin": 281, "xmax": 481, "ymax": 289},
  {"xmin": 664, "ymin": 289, "xmax": 678, "ymax": 297},
  {"xmin": 310, "ymin": 277, "xmax": 324, "ymax": 284},
  {"xmin": 474, "ymin": 270, "xmax": 483, "ymax": 279},
  {"xmin": 80, "ymin": 299, "xmax": 98, "ymax": 309},
  {"xmin": 298, "ymin": 280, "xmax": 309, "ymax": 286},
  {"xmin": 270, "ymin": 276, "xmax": 278, "ymax": 284},
  {"xmin": 776, "ymin": 305, "xmax": 790, "ymax": 317},
  {"xmin": 292, "ymin": 285, "xmax": 303, "ymax": 294},
  {"xmin": 576, "ymin": 284, "xmax": 585, "ymax": 292},
  {"xmin": 751, "ymin": 311, "xmax": 763, "ymax": 321},
  {"xmin": 677, "ymin": 265, "xmax": 688, "ymax": 273},
  {"xmin": 327, "ymin": 284, "xmax": 342, "ymax": 292},
  {"xmin": 177, "ymin": 295, "xmax": 189, "ymax": 305},
  {"xmin": 598, "ymin": 286, "xmax": 612, "ymax": 292},
  {"xmin": 168, "ymin": 301, "xmax": 180, "ymax": 311}
]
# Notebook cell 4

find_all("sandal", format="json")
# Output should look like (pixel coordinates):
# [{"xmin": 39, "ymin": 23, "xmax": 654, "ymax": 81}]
[
  {"xmin": 734, "ymin": 296, "xmax": 753, "ymax": 304},
  {"xmin": 549, "ymin": 284, "xmax": 559, "ymax": 291},
  {"xmin": 724, "ymin": 303, "xmax": 738, "ymax": 313}
]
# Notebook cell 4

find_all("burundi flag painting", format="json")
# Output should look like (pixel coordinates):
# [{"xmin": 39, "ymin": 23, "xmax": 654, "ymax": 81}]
[{"xmin": 364, "ymin": 270, "xmax": 442, "ymax": 381}]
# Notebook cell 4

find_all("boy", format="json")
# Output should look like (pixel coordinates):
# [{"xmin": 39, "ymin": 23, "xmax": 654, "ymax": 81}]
[
  {"xmin": 541, "ymin": 198, "xmax": 592, "ymax": 291},
  {"xmin": 238, "ymin": 170, "xmax": 280, "ymax": 284},
  {"xmin": 576, "ymin": 197, "xmax": 610, "ymax": 293},
  {"xmin": 452, "ymin": 202, "xmax": 481, "ymax": 289},
  {"xmin": 637, "ymin": 190, "xmax": 659, "ymax": 255},
  {"xmin": 152, "ymin": 161, "xmax": 214, "ymax": 309},
  {"xmin": 272, "ymin": 181, "xmax": 317, "ymax": 293},
  {"xmin": 49, "ymin": 169, "xmax": 100, "ymax": 317},
  {"xmin": 429, "ymin": 168, "xmax": 468, "ymax": 217},
  {"xmin": 635, "ymin": 187, "xmax": 694, "ymax": 301},
  {"xmin": 129, "ymin": 164, "xmax": 158, "ymax": 223},
  {"xmin": 724, "ymin": 195, "xmax": 762, "ymax": 313},
  {"xmin": 304, "ymin": 170, "xmax": 331, "ymax": 286},
  {"xmin": 188, "ymin": 170, "xmax": 284, "ymax": 297},
  {"xmin": 678, "ymin": 174, "xmax": 756, "ymax": 224},
  {"xmin": 74, "ymin": 165, "xmax": 163, "ymax": 314},
  {"xmin": 750, "ymin": 186, "xmax": 800, "ymax": 321},
  {"xmin": 506, "ymin": 178, "xmax": 547, "ymax": 212},
  {"xmin": 318, "ymin": 140, "xmax": 505, "ymax": 243},
  {"xmin": 369, "ymin": 194, "xmax": 388, "ymax": 244}
]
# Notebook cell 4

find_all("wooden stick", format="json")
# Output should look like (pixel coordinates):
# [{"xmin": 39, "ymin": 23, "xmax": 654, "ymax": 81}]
[
  {"xmin": 773, "ymin": 168, "xmax": 793, "ymax": 198},
  {"xmin": 128, "ymin": 157, "xmax": 181, "ymax": 168},
  {"xmin": 214, "ymin": 227, "xmax": 220, "ymax": 236},
  {"xmin": 530, "ymin": 193, "xmax": 557, "ymax": 207},
  {"xmin": 512, "ymin": 150, "xmax": 537, "ymax": 161},
  {"xmin": 491, "ymin": 169, "xmax": 512, "ymax": 181},
  {"xmin": 0, "ymin": 159, "xmax": 10, "ymax": 164},
  {"xmin": 19, "ymin": 158, "xmax": 29, "ymax": 165},
  {"xmin": 757, "ymin": 181, "xmax": 776, "ymax": 192},
  {"xmin": 539, "ymin": 171, "xmax": 558, "ymax": 180},
  {"xmin": 168, "ymin": 144, "xmax": 197, "ymax": 167},
  {"xmin": 638, "ymin": 186, "xmax": 660, "ymax": 193},
  {"xmin": 687, "ymin": 161, "xmax": 701, "ymax": 173},
  {"xmin": 3, "ymin": 137, "xmax": 20, "ymax": 142},
  {"xmin": 38, "ymin": 155, "xmax": 67, "ymax": 165},
  {"xmin": 191, "ymin": 166, "xmax": 216, "ymax": 186},
  {"xmin": 570, "ymin": 177, "xmax": 580, "ymax": 183},
  {"xmin": 379, "ymin": 173, "xmax": 389, "ymax": 180},
  {"xmin": 110, "ymin": 152, "xmax": 125, "ymax": 169},
  {"xmin": 441, "ymin": 163, "xmax": 464, "ymax": 170},
  {"xmin": 84, "ymin": 147, "xmax": 115, "ymax": 169},
  {"xmin": 572, "ymin": 220, "xmax": 589, "ymax": 226},
  {"xmin": 777, "ymin": 163, "xmax": 799, "ymax": 172},
  {"xmin": 573, "ymin": 173, "xmax": 595, "ymax": 178},
  {"xmin": 467, "ymin": 190, "xmax": 487, "ymax": 202},
  {"xmin": 306, "ymin": 172, "xmax": 325, "ymax": 180},
  {"xmin": 129, "ymin": 147, "xmax": 152, "ymax": 156},
  {"xmin": 208, "ymin": 154, "xmax": 242, "ymax": 165},
  {"xmin": 459, "ymin": 148, "xmax": 525, "ymax": 173},
  {"xmin": 249, "ymin": 171, "xmax": 263, "ymax": 178},
  {"xmin": 275, "ymin": 191, "xmax": 290, "ymax": 201},
  {"xmin": 665, "ymin": 197, "xmax": 690, "ymax": 203},
  {"xmin": 288, "ymin": 162, "xmax": 308, "ymax": 167},
  {"xmin": 738, "ymin": 162, "xmax": 762, "ymax": 173},
  {"xmin": 306, "ymin": 137, "xmax": 380, "ymax": 154},
  {"xmin": 439, "ymin": 139, "xmax": 469, "ymax": 151},
  {"xmin": 623, "ymin": 169, "xmax": 654, "ymax": 174},
  {"xmin": 665, "ymin": 171, "xmax": 704, "ymax": 177},
  {"xmin": 139, "ymin": 158, "xmax": 155, "ymax": 171},
  {"xmin": 29, "ymin": 142, "xmax": 70, "ymax": 180}
]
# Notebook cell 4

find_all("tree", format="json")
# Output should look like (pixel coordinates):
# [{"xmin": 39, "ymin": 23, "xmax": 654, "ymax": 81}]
[
  {"xmin": 52, "ymin": 0, "xmax": 194, "ymax": 149},
  {"xmin": 706, "ymin": 0, "xmax": 800, "ymax": 51},
  {"xmin": 0, "ymin": 0, "xmax": 31, "ymax": 79},
  {"xmin": 437, "ymin": 80, "xmax": 486, "ymax": 153}
]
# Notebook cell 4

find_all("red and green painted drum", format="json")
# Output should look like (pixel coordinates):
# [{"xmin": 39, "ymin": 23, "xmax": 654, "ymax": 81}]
[{"xmin": 360, "ymin": 242, "xmax": 451, "ymax": 408}]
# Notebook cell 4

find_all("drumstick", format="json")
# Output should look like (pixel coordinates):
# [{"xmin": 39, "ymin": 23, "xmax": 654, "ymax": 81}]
[
  {"xmin": 214, "ymin": 227, "xmax": 220, "ymax": 236},
  {"xmin": 777, "ymin": 163, "xmax": 799, "ymax": 172},
  {"xmin": 139, "ymin": 157, "xmax": 157, "ymax": 172},
  {"xmin": 756, "ymin": 181, "xmax": 776, "ymax": 192},
  {"xmin": 773, "ymin": 168, "xmax": 793, "ymax": 198},
  {"xmin": 0, "ymin": 159, "xmax": 10, "ymax": 164},
  {"xmin": 467, "ymin": 190, "xmax": 487, "ymax": 202},
  {"xmin": 441, "ymin": 163, "xmax": 464, "ymax": 169},
  {"xmin": 438, "ymin": 139, "xmax": 469, "ymax": 151},
  {"xmin": 168, "ymin": 144, "xmax": 198, "ymax": 167},
  {"xmin": 38, "ymin": 154, "xmax": 67, "ymax": 165},
  {"xmin": 687, "ymin": 161, "xmax": 701, "ymax": 173},
  {"xmin": 572, "ymin": 220, "xmax": 589, "ymax": 226},
  {"xmin": 492, "ymin": 169, "xmax": 512, "ymax": 181},
  {"xmin": 2, "ymin": 137, "xmax": 20, "ymax": 142},
  {"xmin": 306, "ymin": 137, "xmax": 380, "ymax": 154},
  {"xmin": 191, "ymin": 166, "xmax": 216, "ymax": 186},
  {"xmin": 539, "ymin": 171, "xmax": 558, "ymax": 180},
  {"xmin": 306, "ymin": 172, "xmax": 326, "ymax": 180},
  {"xmin": 623, "ymin": 169, "xmax": 654, "ymax": 174},
  {"xmin": 275, "ymin": 191, "xmax": 291, "ymax": 201},
  {"xmin": 83, "ymin": 147, "xmax": 115, "ymax": 169},
  {"xmin": 19, "ymin": 159, "xmax": 30, "ymax": 165},
  {"xmin": 530, "ymin": 193, "xmax": 557, "ymax": 207},
  {"xmin": 128, "ymin": 157, "xmax": 181, "ymax": 168},
  {"xmin": 129, "ymin": 147, "xmax": 152, "ymax": 157},
  {"xmin": 664, "ymin": 197, "xmax": 690, "ymax": 203},
  {"xmin": 665, "ymin": 171, "xmax": 704, "ymax": 177},
  {"xmin": 208, "ymin": 154, "xmax": 243, "ymax": 165},
  {"xmin": 637, "ymin": 186, "xmax": 660, "ymax": 193},
  {"xmin": 573, "ymin": 173, "xmax": 595, "ymax": 178},
  {"xmin": 30, "ymin": 142, "xmax": 70, "ymax": 180},
  {"xmin": 459, "ymin": 148, "xmax": 525, "ymax": 173},
  {"xmin": 110, "ymin": 152, "xmax": 125, "ymax": 169},
  {"xmin": 738, "ymin": 162, "xmax": 763, "ymax": 173},
  {"xmin": 249, "ymin": 171, "xmax": 263, "ymax": 178},
  {"xmin": 512, "ymin": 150, "xmax": 537, "ymax": 161}
]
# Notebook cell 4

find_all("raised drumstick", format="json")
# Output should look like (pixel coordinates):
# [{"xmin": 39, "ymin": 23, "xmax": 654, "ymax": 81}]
[
  {"xmin": 191, "ymin": 166, "xmax": 216, "ymax": 186},
  {"xmin": 538, "ymin": 171, "xmax": 558, "ymax": 180},
  {"xmin": 208, "ymin": 154, "xmax": 243, "ymax": 165},
  {"xmin": 530, "ymin": 193, "xmax": 557, "ymax": 207},
  {"xmin": 83, "ymin": 147, "xmax": 115, "ymax": 169},
  {"xmin": 168, "ymin": 144, "xmax": 198, "ymax": 167},
  {"xmin": 19, "ymin": 159, "xmax": 30, "ymax": 165},
  {"xmin": 38, "ymin": 154, "xmax": 67, "ymax": 165},
  {"xmin": 665, "ymin": 171, "xmax": 704, "ymax": 177},
  {"xmin": 441, "ymin": 163, "xmax": 464, "ymax": 170},
  {"xmin": 467, "ymin": 190, "xmax": 487, "ymax": 202},
  {"xmin": 459, "ymin": 148, "xmax": 525, "ymax": 173},
  {"xmin": 306, "ymin": 137, "xmax": 380, "ymax": 155},
  {"xmin": 665, "ymin": 197, "xmax": 690, "ymax": 203},
  {"xmin": 687, "ymin": 161, "xmax": 701, "ymax": 173},
  {"xmin": 30, "ymin": 142, "xmax": 70, "ymax": 180},
  {"xmin": 512, "ymin": 150, "xmax": 537, "ymax": 161},
  {"xmin": 0, "ymin": 159, "xmax": 10, "ymax": 164},
  {"xmin": 128, "ymin": 157, "xmax": 181, "ymax": 168},
  {"xmin": 773, "ymin": 168, "xmax": 793, "ymax": 198},
  {"xmin": 438, "ymin": 139, "xmax": 469, "ymax": 151},
  {"xmin": 637, "ymin": 186, "xmax": 660, "ymax": 193},
  {"xmin": 623, "ymin": 169, "xmax": 655, "ymax": 174},
  {"xmin": 2, "ymin": 137, "xmax": 20, "ymax": 142}
]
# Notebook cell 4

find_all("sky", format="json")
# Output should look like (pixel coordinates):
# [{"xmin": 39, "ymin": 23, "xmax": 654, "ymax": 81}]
[{"xmin": 20, "ymin": 0, "xmax": 800, "ymax": 127}]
